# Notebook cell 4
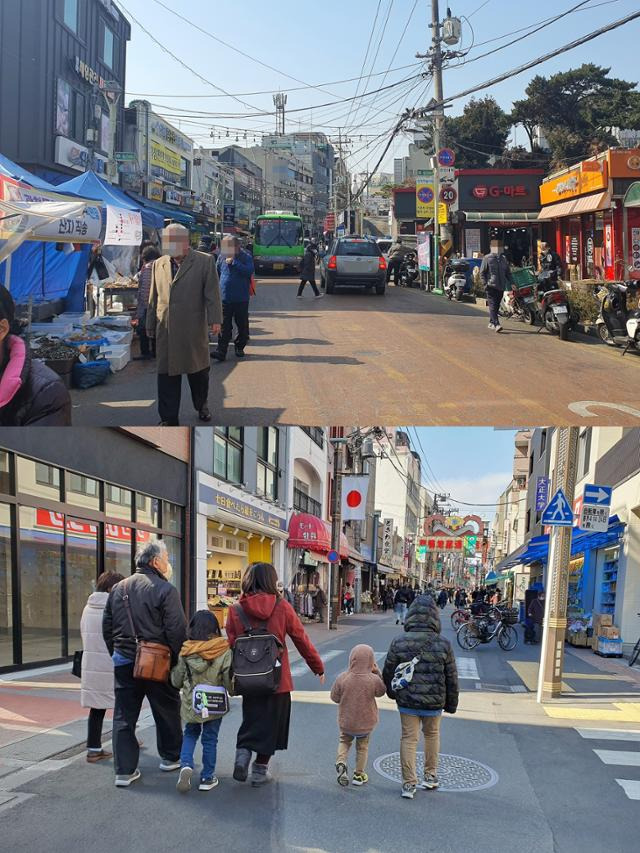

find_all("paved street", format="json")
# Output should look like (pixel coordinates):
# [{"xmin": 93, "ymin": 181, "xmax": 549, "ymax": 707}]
[
  {"xmin": 2, "ymin": 609, "xmax": 640, "ymax": 853},
  {"xmin": 69, "ymin": 277, "xmax": 640, "ymax": 428}
]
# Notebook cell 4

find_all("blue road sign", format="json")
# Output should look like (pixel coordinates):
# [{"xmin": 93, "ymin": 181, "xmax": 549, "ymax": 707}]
[
  {"xmin": 583, "ymin": 484, "xmax": 612, "ymax": 507},
  {"xmin": 327, "ymin": 549, "xmax": 340, "ymax": 563},
  {"xmin": 535, "ymin": 476, "xmax": 550, "ymax": 512},
  {"xmin": 438, "ymin": 148, "xmax": 456, "ymax": 167},
  {"xmin": 542, "ymin": 488, "xmax": 574, "ymax": 526}
]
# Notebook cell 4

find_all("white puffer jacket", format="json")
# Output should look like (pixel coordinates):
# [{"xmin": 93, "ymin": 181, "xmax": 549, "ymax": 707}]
[{"xmin": 80, "ymin": 592, "xmax": 114, "ymax": 709}]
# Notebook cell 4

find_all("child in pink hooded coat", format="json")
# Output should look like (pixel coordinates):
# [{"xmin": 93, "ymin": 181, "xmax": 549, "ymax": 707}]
[{"xmin": 330, "ymin": 644, "xmax": 386, "ymax": 787}]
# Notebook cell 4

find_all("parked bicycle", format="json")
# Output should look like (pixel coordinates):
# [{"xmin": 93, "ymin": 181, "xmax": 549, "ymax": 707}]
[
  {"xmin": 451, "ymin": 608, "xmax": 471, "ymax": 630},
  {"xmin": 457, "ymin": 607, "xmax": 518, "ymax": 651},
  {"xmin": 629, "ymin": 613, "xmax": 640, "ymax": 667}
]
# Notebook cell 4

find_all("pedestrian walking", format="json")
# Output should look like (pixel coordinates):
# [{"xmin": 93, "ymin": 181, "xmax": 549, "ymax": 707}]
[
  {"xmin": 170, "ymin": 610, "xmax": 233, "ymax": 793},
  {"xmin": 225, "ymin": 562, "xmax": 325, "ymax": 787},
  {"xmin": 343, "ymin": 583, "xmax": 355, "ymax": 615},
  {"xmin": 211, "ymin": 235, "xmax": 255, "ymax": 362},
  {"xmin": 437, "ymin": 589, "xmax": 448, "ymax": 610},
  {"xmin": 383, "ymin": 587, "xmax": 394, "ymax": 613},
  {"xmin": 134, "ymin": 244, "xmax": 160, "ymax": 360},
  {"xmin": 330, "ymin": 644, "xmax": 386, "ymax": 788},
  {"xmin": 276, "ymin": 579, "xmax": 294, "ymax": 606},
  {"xmin": 382, "ymin": 595, "xmax": 459, "ymax": 800},
  {"xmin": 146, "ymin": 224, "xmax": 222, "ymax": 426},
  {"xmin": 80, "ymin": 571, "xmax": 125, "ymax": 763},
  {"xmin": 102, "ymin": 539, "xmax": 187, "ymax": 788},
  {"xmin": 0, "ymin": 285, "xmax": 71, "ymax": 425},
  {"xmin": 394, "ymin": 585, "xmax": 411, "ymax": 625},
  {"xmin": 297, "ymin": 242, "xmax": 323, "ymax": 298},
  {"xmin": 527, "ymin": 590, "xmax": 545, "ymax": 644},
  {"xmin": 479, "ymin": 238, "xmax": 514, "ymax": 333}
]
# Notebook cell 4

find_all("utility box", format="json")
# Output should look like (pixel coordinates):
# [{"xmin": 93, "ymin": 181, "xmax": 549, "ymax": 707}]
[{"xmin": 442, "ymin": 16, "xmax": 462, "ymax": 46}]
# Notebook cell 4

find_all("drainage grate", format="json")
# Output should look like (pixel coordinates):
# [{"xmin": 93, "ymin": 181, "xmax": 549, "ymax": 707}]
[{"xmin": 373, "ymin": 752, "xmax": 499, "ymax": 792}]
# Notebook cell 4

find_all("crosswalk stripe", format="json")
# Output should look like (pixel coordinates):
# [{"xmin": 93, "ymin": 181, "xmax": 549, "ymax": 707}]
[
  {"xmin": 456, "ymin": 657, "xmax": 479, "ymax": 680},
  {"xmin": 615, "ymin": 779, "xmax": 640, "ymax": 800},
  {"xmin": 576, "ymin": 728, "xmax": 640, "ymax": 742},
  {"xmin": 593, "ymin": 749, "xmax": 640, "ymax": 767},
  {"xmin": 290, "ymin": 650, "xmax": 344, "ymax": 678}
]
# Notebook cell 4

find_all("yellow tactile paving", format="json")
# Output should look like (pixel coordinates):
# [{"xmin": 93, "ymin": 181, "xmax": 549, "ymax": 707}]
[{"xmin": 542, "ymin": 703, "xmax": 640, "ymax": 722}]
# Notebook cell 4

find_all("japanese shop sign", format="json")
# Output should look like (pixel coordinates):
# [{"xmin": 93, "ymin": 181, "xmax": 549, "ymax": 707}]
[{"xmin": 199, "ymin": 483, "xmax": 287, "ymax": 532}]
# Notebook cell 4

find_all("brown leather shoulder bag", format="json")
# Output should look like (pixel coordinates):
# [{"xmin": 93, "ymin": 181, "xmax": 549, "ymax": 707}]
[{"xmin": 121, "ymin": 577, "xmax": 171, "ymax": 683}]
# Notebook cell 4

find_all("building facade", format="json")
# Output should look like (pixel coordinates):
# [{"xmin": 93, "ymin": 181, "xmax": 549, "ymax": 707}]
[
  {"xmin": 0, "ymin": 427, "xmax": 190, "ymax": 672},
  {"xmin": 242, "ymin": 147, "xmax": 314, "ymax": 229}
]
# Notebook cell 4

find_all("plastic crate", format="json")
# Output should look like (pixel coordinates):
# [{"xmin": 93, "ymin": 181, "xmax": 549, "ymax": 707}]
[
  {"xmin": 30, "ymin": 322, "xmax": 73, "ymax": 338},
  {"xmin": 100, "ymin": 329, "xmax": 133, "ymax": 347},
  {"xmin": 99, "ymin": 344, "xmax": 130, "ymax": 372},
  {"xmin": 501, "ymin": 608, "xmax": 519, "ymax": 625},
  {"xmin": 511, "ymin": 267, "xmax": 537, "ymax": 287},
  {"xmin": 595, "ymin": 637, "xmax": 623, "ymax": 658}
]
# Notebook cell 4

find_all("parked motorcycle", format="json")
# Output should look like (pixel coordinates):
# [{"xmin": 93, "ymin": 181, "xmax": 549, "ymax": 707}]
[
  {"xmin": 595, "ymin": 280, "xmax": 640, "ymax": 354},
  {"xmin": 525, "ymin": 270, "xmax": 573, "ymax": 341},
  {"xmin": 399, "ymin": 251, "xmax": 419, "ymax": 288},
  {"xmin": 443, "ymin": 258, "xmax": 469, "ymax": 301}
]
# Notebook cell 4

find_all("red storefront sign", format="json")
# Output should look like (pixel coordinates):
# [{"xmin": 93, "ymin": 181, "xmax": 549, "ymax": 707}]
[
  {"xmin": 472, "ymin": 184, "xmax": 528, "ymax": 200},
  {"xmin": 287, "ymin": 513, "xmax": 349, "ymax": 557},
  {"xmin": 425, "ymin": 538, "xmax": 464, "ymax": 552},
  {"xmin": 35, "ymin": 509, "xmax": 150, "ymax": 543}
]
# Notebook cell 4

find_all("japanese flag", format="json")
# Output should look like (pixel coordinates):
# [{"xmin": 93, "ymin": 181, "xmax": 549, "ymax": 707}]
[{"xmin": 341, "ymin": 476, "xmax": 370, "ymax": 521}]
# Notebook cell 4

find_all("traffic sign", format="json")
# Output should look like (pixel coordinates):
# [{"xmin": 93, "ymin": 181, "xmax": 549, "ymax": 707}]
[
  {"xmin": 327, "ymin": 549, "xmax": 340, "ymax": 563},
  {"xmin": 541, "ymin": 488, "xmax": 574, "ymax": 527},
  {"xmin": 438, "ymin": 148, "xmax": 456, "ymax": 167},
  {"xmin": 583, "ymin": 484, "xmax": 612, "ymax": 507},
  {"xmin": 115, "ymin": 152, "xmax": 136, "ymax": 161},
  {"xmin": 578, "ymin": 504, "xmax": 609, "ymax": 533},
  {"xmin": 440, "ymin": 166, "xmax": 456, "ymax": 182},
  {"xmin": 417, "ymin": 185, "xmax": 435, "ymax": 204},
  {"xmin": 439, "ymin": 186, "xmax": 457, "ymax": 205}
]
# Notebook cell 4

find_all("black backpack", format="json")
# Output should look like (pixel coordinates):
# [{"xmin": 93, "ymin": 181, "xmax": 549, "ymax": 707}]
[{"xmin": 231, "ymin": 602, "xmax": 284, "ymax": 696}]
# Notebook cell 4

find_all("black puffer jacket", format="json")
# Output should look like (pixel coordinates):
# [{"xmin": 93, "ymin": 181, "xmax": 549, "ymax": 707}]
[
  {"xmin": 0, "ymin": 336, "xmax": 71, "ymax": 426},
  {"xmin": 382, "ymin": 594, "xmax": 459, "ymax": 714},
  {"xmin": 299, "ymin": 248, "xmax": 317, "ymax": 279},
  {"xmin": 103, "ymin": 565, "xmax": 187, "ymax": 665}
]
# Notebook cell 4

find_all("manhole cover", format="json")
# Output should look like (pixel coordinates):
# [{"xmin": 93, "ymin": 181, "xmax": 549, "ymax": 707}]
[{"xmin": 373, "ymin": 753, "xmax": 499, "ymax": 792}]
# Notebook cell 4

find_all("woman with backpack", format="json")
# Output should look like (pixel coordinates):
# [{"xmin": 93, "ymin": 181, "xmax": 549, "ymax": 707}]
[{"xmin": 225, "ymin": 562, "xmax": 325, "ymax": 787}]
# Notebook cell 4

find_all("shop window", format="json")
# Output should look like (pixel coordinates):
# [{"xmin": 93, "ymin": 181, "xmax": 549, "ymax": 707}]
[
  {"xmin": 214, "ymin": 428, "xmax": 243, "ymax": 485},
  {"xmin": 66, "ymin": 517, "xmax": 98, "ymax": 645},
  {"xmin": 0, "ymin": 504, "xmax": 13, "ymax": 668},
  {"xmin": 162, "ymin": 501, "xmax": 183, "ymax": 534},
  {"xmin": 101, "ymin": 23, "xmax": 116, "ymax": 70},
  {"xmin": 19, "ymin": 506, "xmax": 64, "ymax": 663},
  {"xmin": 257, "ymin": 427, "xmax": 278, "ymax": 500},
  {"xmin": 105, "ymin": 484, "xmax": 132, "ymax": 521},
  {"xmin": 17, "ymin": 457, "xmax": 61, "ymax": 502},
  {"xmin": 67, "ymin": 473, "xmax": 100, "ymax": 511},
  {"xmin": 161, "ymin": 535, "xmax": 183, "ymax": 597},
  {"xmin": 62, "ymin": 0, "xmax": 78, "ymax": 32},
  {"xmin": 136, "ymin": 493, "xmax": 159, "ymax": 526},
  {"xmin": 0, "ymin": 450, "xmax": 12, "ymax": 495},
  {"xmin": 540, "ymin": 430, "xmax": 547, "ymax": 454},
  {"xmin": 105, "ymin": 524, "xmax": 132, "ymax": 575}
]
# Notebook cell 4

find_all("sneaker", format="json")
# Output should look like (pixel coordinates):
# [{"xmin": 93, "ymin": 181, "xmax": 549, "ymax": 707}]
[
  {"xmin": 159, "ymin": 760, "xmax": 181, "ymax": 772},
  {"xmin": 336, "ymin": 761, "xmax": 349, "ymax": 787},
  {"xmin": 315, "ymin": 293, "xmax": 324, "ymax": 299},
  {"xmin": 352, "ymin": 772, "xmax": 368, "ymax": 786},
  {"xmin": 488, "ymin": 322, "xmax": 495, "ymax": 330},
  {"xmin": 176, "ymin": 766, "xmax": 193, "ymax": 793},
  {"xmin": 235, "ymin": 347, "xmax": 246, "ymax": 358},
  {"xmin": 198, "ymin": 776, "xmax": 219, "ymax": 791},
  {"xmin": 401, "ymin": 782, "xmax": 416, "ymax": 799},
  {"xmin": 495, "ymin": 324, "xmax": 503, "ymax": 333},
  {"xmin": 210, "ymin": 350, "xmax": 226, "ymax": 362},
  {"xmin": 420, "ymin": 774, "xmax": 439, "ymax": 790},
  {"xmin": 296, "ymin": 295, "xmax": 303, "ymax": 299},
  {"xmin": 233, "ymin": 748, "xmax": 251, "ymax": 782},
  {"xmin": 250, "ymin": 762, "xmax": 273, "ymax": 786},
  {"xmin": 115, "ymin": 769, "xmax": 141, "ymax": 787},
  {"xmin": 86, "ymin": 749, "xmax": 112, "ymax": 763}
]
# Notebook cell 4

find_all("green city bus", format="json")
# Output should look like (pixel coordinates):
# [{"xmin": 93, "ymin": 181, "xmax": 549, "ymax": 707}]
[{"xmin": 253, "ymin": 212, "xmax": 304, "ymax": 273}]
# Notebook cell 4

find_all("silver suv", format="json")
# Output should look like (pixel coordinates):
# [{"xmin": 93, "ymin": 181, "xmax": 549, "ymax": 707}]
[{"xmin": 320, "ymin": 238, "xmax": 386, "ymax": 295}]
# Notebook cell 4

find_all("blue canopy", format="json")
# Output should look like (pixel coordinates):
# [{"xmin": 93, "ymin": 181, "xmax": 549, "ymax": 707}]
[
  {"xmin": 127, "ymin": 192, "xmax": 195, "ymax": 228},
  {"xmin": 55, "ymin": 171, "xmax": 164, "ymax": 230},
  {"xmin": 0, "ymin": 152, "xmax": 58, "ymax": 191}
]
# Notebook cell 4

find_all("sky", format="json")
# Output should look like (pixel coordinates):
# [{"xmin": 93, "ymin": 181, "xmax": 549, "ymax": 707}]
[
  {"xmin": 411, "ymin": 427, "xmax": 518, "ymax": 522},
  {"xmin": 118, "ymin": 0, "xmax": 640, "ymax": 173}
]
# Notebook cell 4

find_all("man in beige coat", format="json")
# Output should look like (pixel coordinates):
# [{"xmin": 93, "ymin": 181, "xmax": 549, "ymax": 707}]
[{"xmin": 146, "ymin": 224, "xmax": 223, "ymax": 425}]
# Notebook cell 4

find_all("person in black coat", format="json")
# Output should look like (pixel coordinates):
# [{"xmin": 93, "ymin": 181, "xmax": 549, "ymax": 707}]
[
  {"xmin": 297, "ymin": 243, "xmax": 322, "ymax": 298},
  {"xmin": 382, "ymin": 595, "xmax": 458, "ymax": 799},
  {"xmin": 437, "ymin": 589, "xmax": 448, "ymax": 609},
  {"xmin": 0, "ymin": 285, "xmax": 71, "ymax": 425},
  {"xmin": 103, "ymin": 539, "xmax": 187, "ymax": 788}
]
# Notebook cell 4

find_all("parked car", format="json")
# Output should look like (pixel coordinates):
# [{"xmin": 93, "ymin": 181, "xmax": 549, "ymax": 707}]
[{"xmin": 320, "ymin": 238, "xmax": 387, "ymax": 295}]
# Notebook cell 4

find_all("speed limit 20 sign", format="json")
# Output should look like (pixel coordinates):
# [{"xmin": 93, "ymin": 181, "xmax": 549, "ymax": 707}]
[{"xmin": 439, "ymin": 186, "xmax": 457, "ymax": 204}]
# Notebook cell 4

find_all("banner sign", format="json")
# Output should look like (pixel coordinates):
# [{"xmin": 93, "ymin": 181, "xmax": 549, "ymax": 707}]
[
  {"xmin": 381, "ymin": 518, "xmax": 394, "ymax": 562},
  {"xmin": 150, "ymin": 141, "xmax": 182, "ymax": 176},
  {"xmin": 417, "ymin": 232, "xmax": 431, "ymax": 271},
  {"xmin": 535, "ymin": 476, "xmax": 550, "ymax": 512},
  {"xmin": 105, "ymin": 205, "xmax": 143, "ymax": 246}
]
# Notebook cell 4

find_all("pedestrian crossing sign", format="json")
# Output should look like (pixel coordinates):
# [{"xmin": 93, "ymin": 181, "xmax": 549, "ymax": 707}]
[{"xmin": 541, "ymin": 488, "xmax": 574, "ymax": 526}]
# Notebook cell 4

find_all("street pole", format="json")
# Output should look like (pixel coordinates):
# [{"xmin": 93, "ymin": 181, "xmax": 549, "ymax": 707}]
[
  {"xmin": 329, "ymin": 439, "xmax": 344, "ymax": 630},
  {"xmin": 536, "ymin": 427, "xmax": 580, "ymax": 703},
  {"xmin": 430, "ymin": 0, "xmax": 444, "ymax": 288}
]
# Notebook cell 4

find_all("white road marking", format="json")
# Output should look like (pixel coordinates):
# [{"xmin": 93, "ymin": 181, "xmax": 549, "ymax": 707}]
[
  {"xmin": 576, "ymin": 728, "xmax": 640, "ymax": 742},
  {"xmin": 568, "ymin": 401, "xmax": 640, "ymax": 420},
  {"xmin": 456, "ymin": 657, "xmax": 479, "ymax": 680},
  {"xmin": 615, "ymin": 779, "xmax": 640, "ymax": 800},
  {"xmin": 290, "ymin": 649, "xmax": 344, "ymax": 678},
  {"xmin": 593, "ymin": 749, "xmax": 640, "ymax": 767}
]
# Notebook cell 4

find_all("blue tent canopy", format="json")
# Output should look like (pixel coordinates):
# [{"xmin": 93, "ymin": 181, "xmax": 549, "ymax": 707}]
[
  {"xmin": 127, "ymin": 192, "xmax": 195, "ymax": 228},
  {"xmin": 0, "ymin": 152, "xmax": 58, "ymax": 191},
  {"xmin": 55, "ymin": 171, "xmax": 164, "ymax": 230}
]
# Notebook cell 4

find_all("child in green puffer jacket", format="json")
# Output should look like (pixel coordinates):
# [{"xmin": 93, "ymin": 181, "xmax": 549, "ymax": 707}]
[{"xmin": 170, "ymin": 610, "xmax": 233, "ymax": 793}]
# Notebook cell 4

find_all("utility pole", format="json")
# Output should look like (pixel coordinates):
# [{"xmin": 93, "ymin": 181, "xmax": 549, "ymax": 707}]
[
  {"xmin": 329, "ymin": 438, "xmax": 345, "ymax": 630},
  {"xmin": 536, "ymin": 427, "xmax": 580, "ymax": 703},
  {"xmin": 430, "ymin": 0, "xmax": 444, "ymax": 283}
]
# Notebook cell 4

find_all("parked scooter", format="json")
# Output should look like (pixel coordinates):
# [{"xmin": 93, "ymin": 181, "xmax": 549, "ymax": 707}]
[
  {"xmin": 443, "ymin": 258, "xmax": 469, "ymax": 301},
  {"xmin": 525, "ymin": 270, "xmax": 572, "ymax": 341},
  {"xmin": 596, "ymin": 279, "xmax": 640, "ymax": 354},
  {"xmin": 398, "ymin": 251, "xmax": 419, "ymax": 288}
]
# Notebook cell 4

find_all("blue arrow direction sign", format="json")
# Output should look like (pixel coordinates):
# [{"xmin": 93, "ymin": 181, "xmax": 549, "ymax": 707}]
[
  {"xmin": 542, "ymin": 488, "xmax": 574, "ymax": 526},
  {"xmin": 583, "ymin": 484, "xmax": 612, "ymax": 507}
]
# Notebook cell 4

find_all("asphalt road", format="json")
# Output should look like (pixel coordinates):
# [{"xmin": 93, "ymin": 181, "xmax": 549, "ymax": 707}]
[
  {"xmin": 69, "ymin": 277, "xmax": 640, "ymax": 427},
  {"xmin": 2, "ymin": 610, "xmax": 639, "ymax": 853}
]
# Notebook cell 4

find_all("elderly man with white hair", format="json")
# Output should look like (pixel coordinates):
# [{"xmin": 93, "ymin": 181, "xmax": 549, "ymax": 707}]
[
  {"xmin": 146, "ymin": 223, "xmax": 222, "ymax": 425},
  {"xmin": 102, "ymin": 539, "xmax": 187, "ymax": 787}
]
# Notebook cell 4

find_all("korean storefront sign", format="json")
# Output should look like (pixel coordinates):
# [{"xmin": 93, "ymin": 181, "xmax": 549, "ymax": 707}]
[
  {"xmin": 199, "ymin": 482, "xmax": 287, "ymax": 532},
  {"xmin": 150, "ymin": 141, "xmax": 182, "ymax": 176},
  {"xmin": 457, "ymin": 172, "xmax": 543, "ymax": 211},
  {"xmin": 73, "ymin": 57, "xmax": 106, "ymax": 90},
  {"xmin": 148, "ymin": 181, "xmax": 164, "ymax": 202},
  {"xmin": 540, "ymin": 162, "xmax": 608, "ymax": 205}
]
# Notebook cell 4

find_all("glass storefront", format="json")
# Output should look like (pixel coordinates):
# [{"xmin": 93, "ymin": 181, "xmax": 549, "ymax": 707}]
[{"xmin": 0, "ymin": 450, "xmax": 185, "ymax": 671}]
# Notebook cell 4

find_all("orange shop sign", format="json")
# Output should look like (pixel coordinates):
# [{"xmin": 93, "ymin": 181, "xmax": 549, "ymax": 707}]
[{"xmin": 540, "ymin": 162, "xmax": 608, "ymax": 205}]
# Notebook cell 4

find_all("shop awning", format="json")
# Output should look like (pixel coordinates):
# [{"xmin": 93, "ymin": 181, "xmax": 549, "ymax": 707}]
[
  {"xmin": 538, "ymin": 191, "xmax": 611, "ymax": 220},
  {"xmin": 624, "ymin": 181, "xmax": 640, "ymax": 208},
  {"xmin": 464, "ymin": 211, "xmax": 541, "ymax": 223},
  {"xmin": 287, "ymin": 513, "xmax": 349, "ymax": 558},
  {"xmin": 126, "ymin": 193, "xmax": 195, "ymax": 229}
]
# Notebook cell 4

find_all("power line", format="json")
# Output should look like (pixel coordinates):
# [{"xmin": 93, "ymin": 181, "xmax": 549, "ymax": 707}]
[
  {"xmin": 346, "ymin": 0, "xmax": 396, "ymax": 134},
  {"xmin": 343, "ymin": 0, "xmax": 383, "ymax": 132}
]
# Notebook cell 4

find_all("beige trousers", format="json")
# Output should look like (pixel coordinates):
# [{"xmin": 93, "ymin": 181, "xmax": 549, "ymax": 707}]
[
  {"xmin": 399, "ymin": 713, "xmax": 441, "ymax": 785},
  {"xmin": 336, "ymin": 732, "xmax": 370, "ymax": 774}
]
